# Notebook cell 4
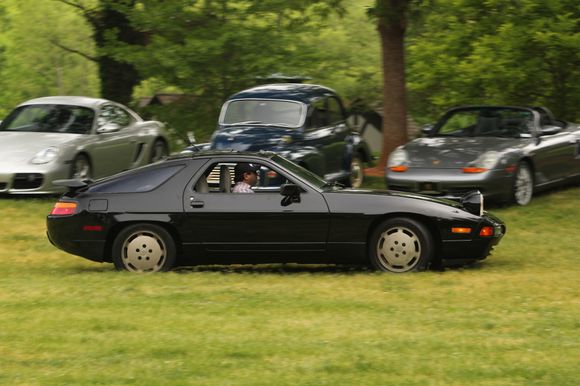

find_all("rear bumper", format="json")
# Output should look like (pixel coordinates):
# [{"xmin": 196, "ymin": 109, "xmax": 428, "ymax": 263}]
[{"xmin": 46, "ymin": 216, "xmax": 107, "ymax": 262}]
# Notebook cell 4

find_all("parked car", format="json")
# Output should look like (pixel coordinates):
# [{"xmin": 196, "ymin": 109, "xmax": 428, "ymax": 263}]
[
  {"xmin": 0, "ymin": 96, "xmax": 170, "ymax": 194},
  {"xmin": 386, "ymin": 106, "xmax": 580, "ymax": 205},
  {"xmin": 47, "ymin": 151, "xmax": 505, "ymax": 273},
  {"xmin": 197, "ymin": 83, "xmax": 371, "ymax": 188}
]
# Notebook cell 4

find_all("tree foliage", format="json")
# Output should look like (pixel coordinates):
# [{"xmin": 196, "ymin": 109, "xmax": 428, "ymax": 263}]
[
  {"xmin": 0, "ymin": 0, "xmax": 99, "ymax": 117},
  {"xmin": 407, "ymin": 0, "xmax": 580, "ymax": 122}
]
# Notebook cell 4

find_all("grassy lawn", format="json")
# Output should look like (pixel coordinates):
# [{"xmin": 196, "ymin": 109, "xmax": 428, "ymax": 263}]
[{"xmin": 0, "ymin": 184, "xmax": 579, "ymax": 385}]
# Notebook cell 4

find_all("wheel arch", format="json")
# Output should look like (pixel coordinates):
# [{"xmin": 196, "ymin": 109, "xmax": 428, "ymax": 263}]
[
  {"xmin": 103, "ymin": 220, "xmax": 183, "ymax": 263},
  {"xmin": 366, "ymin": 212, "xmax": 443, "ymax": 263},
  {"xmin": 70, "ymin": 152, "xmax": 93, "ymax": 177}
]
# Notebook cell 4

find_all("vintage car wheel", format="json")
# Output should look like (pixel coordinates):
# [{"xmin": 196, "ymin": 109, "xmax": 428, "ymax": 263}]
[
  {"xmin": 112, "ymin": 224, "xmax": 176, "ymax": 272},
  {"xmin": 350, "ymin": 155, "xmax": 364, "ymax": 188},
  {"xmin": 70, "ymin": 154, "xmax": 92, "ymax": 180},
  {"xmin": 512, "ymin": 162, "xmax": 533, "ymax": 206},
  {"xmin": 150, "ymin": 140, "xmax": 169, "ymax": 163},
  {"xmin": 369, "ymin": 217, "xmax": 433, "ymax": 273}
]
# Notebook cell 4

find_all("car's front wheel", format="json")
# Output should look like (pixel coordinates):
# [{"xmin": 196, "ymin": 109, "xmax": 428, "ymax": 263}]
[
  {"xmin": 369, "ymin": 217, "xmax": 433, "ymax": 273},
  {"xmin": 112, "ymin": 224, "xmax": 176, "ymax": 272},
  {"xmin": 512, "ymin": 162, "xmax": 533, "ymax": 206},
  {"xmin": 70, "ymin": 154, "xmax": 92, "ymax": 180}
]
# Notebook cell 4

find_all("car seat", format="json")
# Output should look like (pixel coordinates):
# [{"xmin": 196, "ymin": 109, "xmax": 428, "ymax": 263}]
[{"xmin": 219, "ymin": 165, "xmax": 231, "ymax": 193}]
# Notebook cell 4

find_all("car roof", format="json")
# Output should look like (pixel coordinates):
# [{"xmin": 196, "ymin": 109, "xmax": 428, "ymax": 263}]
[
  {"xmin": 226, "ymin": 83, "xmax": 337, "ymax": 104},
  {"xmin": 168, "ymin": 150, "xmax": 278, "ymax": 162},
  {"xmin": 18, "ymin": 96, "xmax": 112, "ymax": 109}
]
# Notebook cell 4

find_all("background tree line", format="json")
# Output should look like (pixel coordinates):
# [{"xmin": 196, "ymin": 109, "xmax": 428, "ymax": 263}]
[{"xmin": 0, "ymin": 0, "xmax": 578, "ymax": 165}]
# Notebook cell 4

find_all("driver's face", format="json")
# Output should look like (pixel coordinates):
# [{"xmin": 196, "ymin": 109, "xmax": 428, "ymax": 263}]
[{"xmin": 244, "ymin": 171, "xmax": 258, "ymax": 186}]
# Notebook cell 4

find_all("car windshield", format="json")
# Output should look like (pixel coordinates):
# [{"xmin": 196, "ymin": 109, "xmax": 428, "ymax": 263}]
[
  {"xmin": 221, "ymin": 99, "xmax": 305, "ymax": 127},
  {"xmin": 434, "ymin": 107, "xmax": 534, "ymax": 138},
  {"xmin": 0, "ymin": 104, "xmax": 94, "ymax": 134},
  {"xmin": 271, "ymin": 155, "xmax": 327, "ymax": 189}
]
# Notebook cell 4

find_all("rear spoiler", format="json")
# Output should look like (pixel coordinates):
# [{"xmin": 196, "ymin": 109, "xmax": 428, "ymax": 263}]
[{"xmin": 52, "ymin": 179, "xmax": 92, "ymax": 193}]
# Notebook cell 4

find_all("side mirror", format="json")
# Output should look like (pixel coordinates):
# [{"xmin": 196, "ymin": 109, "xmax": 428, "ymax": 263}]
[
  {"xmin": 280, "ymin": 183, "xmax": 301, "ymax": 206},
  {"xmin": 421, "ymin": 124, "xmax": 434, "ymax": 136},
  {"xmin": 97, "ymin": 123, "xmax": 121, "ymax": 134},
  {"xmin": 540, "ymin": 125, "xmax": 560, "ymax": 136}
]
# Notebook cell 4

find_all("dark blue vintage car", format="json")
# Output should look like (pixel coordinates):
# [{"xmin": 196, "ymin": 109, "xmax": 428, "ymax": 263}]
[{"xmin": 200, "ymin": 83, "xmax": 371, "ymax": 188}]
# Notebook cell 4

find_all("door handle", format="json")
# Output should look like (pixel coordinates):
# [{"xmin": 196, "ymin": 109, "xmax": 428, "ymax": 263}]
[{"xmin": 189, "ymin": 197, "xmax": 204, "ymax": 208}]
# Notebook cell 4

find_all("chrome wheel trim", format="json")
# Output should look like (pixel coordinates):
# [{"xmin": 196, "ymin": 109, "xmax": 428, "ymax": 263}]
[
  {"xmin": 151, "ymin": 141, "xmax": 168, "ymax": 163},
  {"xmin": 514, "ymin": 165, "xmax": 533, "ymax": 205},
  {"xmin": 376, "ymin": 226, "xmax": 421, "ymax": 273},
  {"xmin": 121, "ymin": 231, "xmax": 167, "ymax": 272},
  {"xmin": 72, "ymin": 157, "xmax": 91, "ymax": 180},
  {"xmin": 350, "ymin": 157, "xmax": 363, "ymax": 188}
]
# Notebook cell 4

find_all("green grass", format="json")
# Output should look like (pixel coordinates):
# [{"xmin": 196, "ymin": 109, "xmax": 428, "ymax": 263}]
[{"xmin": 0, "ymin": 185, "xmax": 579, "ymax": 385}]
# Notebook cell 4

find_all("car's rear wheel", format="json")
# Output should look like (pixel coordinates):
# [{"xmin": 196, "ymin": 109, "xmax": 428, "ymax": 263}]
[
  {"xmin": 112, "ymin": 224, "xmax": 176, "ymax": 272},
  {"xmin": 349, "ymin": 155, "xmax": 364, "ymax": 188},
  {"xmin": 512, "ymin": 162, "xmax": 533, "ymax": 206},
  {"xmin": 70, "ymin": 154, "xmax": 92, "ymax": 180},
  {"xmin": 369, "ymin": 217, "xmax": 433, "ymax": 273},
  {"xmin": 150, "ymin": 139, "xmax": 169, "ymax": 163}
]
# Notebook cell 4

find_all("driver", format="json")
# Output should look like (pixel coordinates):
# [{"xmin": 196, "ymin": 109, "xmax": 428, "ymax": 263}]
[{"xmin": 232, "ymin": 163, "xmax": 260, "ymax": 193}]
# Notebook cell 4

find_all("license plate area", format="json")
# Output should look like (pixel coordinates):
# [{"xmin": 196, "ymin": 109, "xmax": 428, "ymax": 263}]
[{"xmin": 418, "ymin": 182, "xmax": 441, "ymax": 194}]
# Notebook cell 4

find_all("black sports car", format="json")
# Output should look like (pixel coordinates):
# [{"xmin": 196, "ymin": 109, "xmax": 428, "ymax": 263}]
[{"xmin": 46, "ymin": 152, "xmax": 505, "ymax": 273}]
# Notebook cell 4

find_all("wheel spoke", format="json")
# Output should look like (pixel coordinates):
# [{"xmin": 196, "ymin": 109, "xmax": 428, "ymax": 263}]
[{"xmin": 376, "ymin": 226, "xmax": 421, "ymax": 272}]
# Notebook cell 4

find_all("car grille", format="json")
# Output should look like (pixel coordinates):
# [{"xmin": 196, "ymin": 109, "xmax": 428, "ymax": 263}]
[{"xmin": 13, "ymin": 173, "xmax": 44, "ymax": 190}]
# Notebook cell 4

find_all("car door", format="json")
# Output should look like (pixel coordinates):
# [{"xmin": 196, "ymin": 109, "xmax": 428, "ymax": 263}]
[
  {"xmin": 326, "ymin": 96, "xmax": 349, "ymax": 173},
  {"xmin": 181, "ymin": 158, "xmax": 330, "ymax": 261},
  {"xmin": 89, "ymin": 105, "xmax": 140, "ymax": 177},
  {"xmin": 533, "ymin": 127, "xmax": 579, "ymax": 183}
]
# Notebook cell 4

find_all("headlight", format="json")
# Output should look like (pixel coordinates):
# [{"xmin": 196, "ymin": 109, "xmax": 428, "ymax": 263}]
[
  {"xmin": 387, "ymin": 148, "xmax": 408, "ymax": 167},
  {"xmin": 31, "ymin": 147, "xmax": 60, "ymax": 164},
  {"xmin": 463, "ymin": 151, "xmax": 500, "ymax": 173}
]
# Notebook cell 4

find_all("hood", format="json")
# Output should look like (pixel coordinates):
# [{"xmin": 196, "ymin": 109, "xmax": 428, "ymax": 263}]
[
  {"xmin": 402, "ymin": 136, "xmax": 526, "ymax": 168},
  {"xmin": 331, "ymin": 188, "xmax": 463, "ymax": 208},
  {"xmin": 210, "ymin": 126, "xmax": 298, "ymax": 152},
  {"xmin": 0, "ymin": 131, "xmax": 81, "ymax": 164}
]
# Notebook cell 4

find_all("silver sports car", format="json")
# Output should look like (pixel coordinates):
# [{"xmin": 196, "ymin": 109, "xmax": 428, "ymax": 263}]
[
  {"xmin": 386, "ymin": 106, "xmax": 580, "ymax": 205},
  {"xmin": 0, "ymin": 96, "xmax": 170, "ymax": 194}
]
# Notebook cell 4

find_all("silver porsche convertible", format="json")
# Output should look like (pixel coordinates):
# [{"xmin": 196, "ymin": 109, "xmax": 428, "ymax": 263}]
[
  {"xmin": 0, "ymin": 96, "xmax": 170, "ymax": 194},
  {"xmin": 386, "ymin": 106, "xmax": 580, "ymax": 205}
]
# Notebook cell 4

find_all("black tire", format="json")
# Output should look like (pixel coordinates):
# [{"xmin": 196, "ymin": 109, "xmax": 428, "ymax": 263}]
[
  {"xmin": 150, "ymin": 139, "xmax": 169, "ymax": 163},
  {"xmin": 70, "ymin": 154, "xmax": 92, "ymax": 180},
  {"xmin": 512, "ymin": 161, "xmax": 533, "ymax": 206},
  {"xmin": 112, "ymin": 223, "xmax": 177, "ymax": 272},
  {"xmin": 369, "ymin": 217, "xmax": 433, "ymax": 273}
]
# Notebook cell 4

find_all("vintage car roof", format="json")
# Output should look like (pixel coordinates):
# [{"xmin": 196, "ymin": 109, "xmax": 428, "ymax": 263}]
[
  {"xmin": 18, "ymin": 96, "xmax": 111, "ymax": 109},
  {"xmin": 226, "ymin": 84, "xmax": 337, "ymax": 103}
]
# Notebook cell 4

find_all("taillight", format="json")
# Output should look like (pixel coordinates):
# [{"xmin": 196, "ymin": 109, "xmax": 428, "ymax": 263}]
[
  {"xmin": 462, "ymin": 167, "xmax": 488, "ymax": 173},
  {"xmin": 50, "ymin": 202, "xmax": 78, "ymax": 216},
  {"xmin": 479, "ymin": 226, "xmax": 494, "ymax": 237}
]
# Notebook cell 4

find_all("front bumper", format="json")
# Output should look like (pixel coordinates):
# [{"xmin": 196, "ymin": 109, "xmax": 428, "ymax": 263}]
[
  {"xmin": 440, "ymin": 213, "xmax": 506, "ymax": 260},
  {"xmin": 386, "ymin": 168, "xmax": 513, "ymax": 201},
  {"xmin": 0, "ymin": 163, "xmax": 70, "ymax": 194}
]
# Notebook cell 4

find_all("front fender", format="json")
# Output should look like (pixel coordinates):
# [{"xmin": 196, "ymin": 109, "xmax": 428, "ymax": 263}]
[{"xmin": 284, "ymin": 145, "xmax": 326, "ymax": 176}]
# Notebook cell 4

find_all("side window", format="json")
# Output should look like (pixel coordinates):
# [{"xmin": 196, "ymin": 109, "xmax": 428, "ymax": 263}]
[
  {"xmin": 193, "ymin": 161, "xmax": 290, "ymax": 193},
  {"xmin": 97, "ymin": 105, "xmax": 133, "ymax": 129},
  {"xmin": 308, "ymin": 98, "xmax": 329, "ymax": 129},
  {"xmin": 88, "ymin": 165, "xmax": 185, "ymax": 193},
  {"xmin": 327, "ymin": 97, "xmax": 344, "ymax": 124}
]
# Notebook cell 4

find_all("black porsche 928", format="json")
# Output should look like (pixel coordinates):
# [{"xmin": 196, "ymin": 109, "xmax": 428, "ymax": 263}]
[{"xmin": 46, "ymin": 152, "xmax": 506, "ymax": 273}]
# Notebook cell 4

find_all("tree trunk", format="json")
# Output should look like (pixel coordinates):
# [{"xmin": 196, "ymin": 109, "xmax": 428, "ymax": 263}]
[
  {"xmin": 375, "ymin": 0, "xmax": 408, "ymax": 172},
  {"xmin": 88, "ymin": 1, "xmax": 147, "ymax": 104}
]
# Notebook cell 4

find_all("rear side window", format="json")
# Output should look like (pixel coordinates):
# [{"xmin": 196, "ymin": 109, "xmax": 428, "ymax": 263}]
[{"xmin": 88, "ymin": 165, "xmax": 184, "ymax": 193}]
